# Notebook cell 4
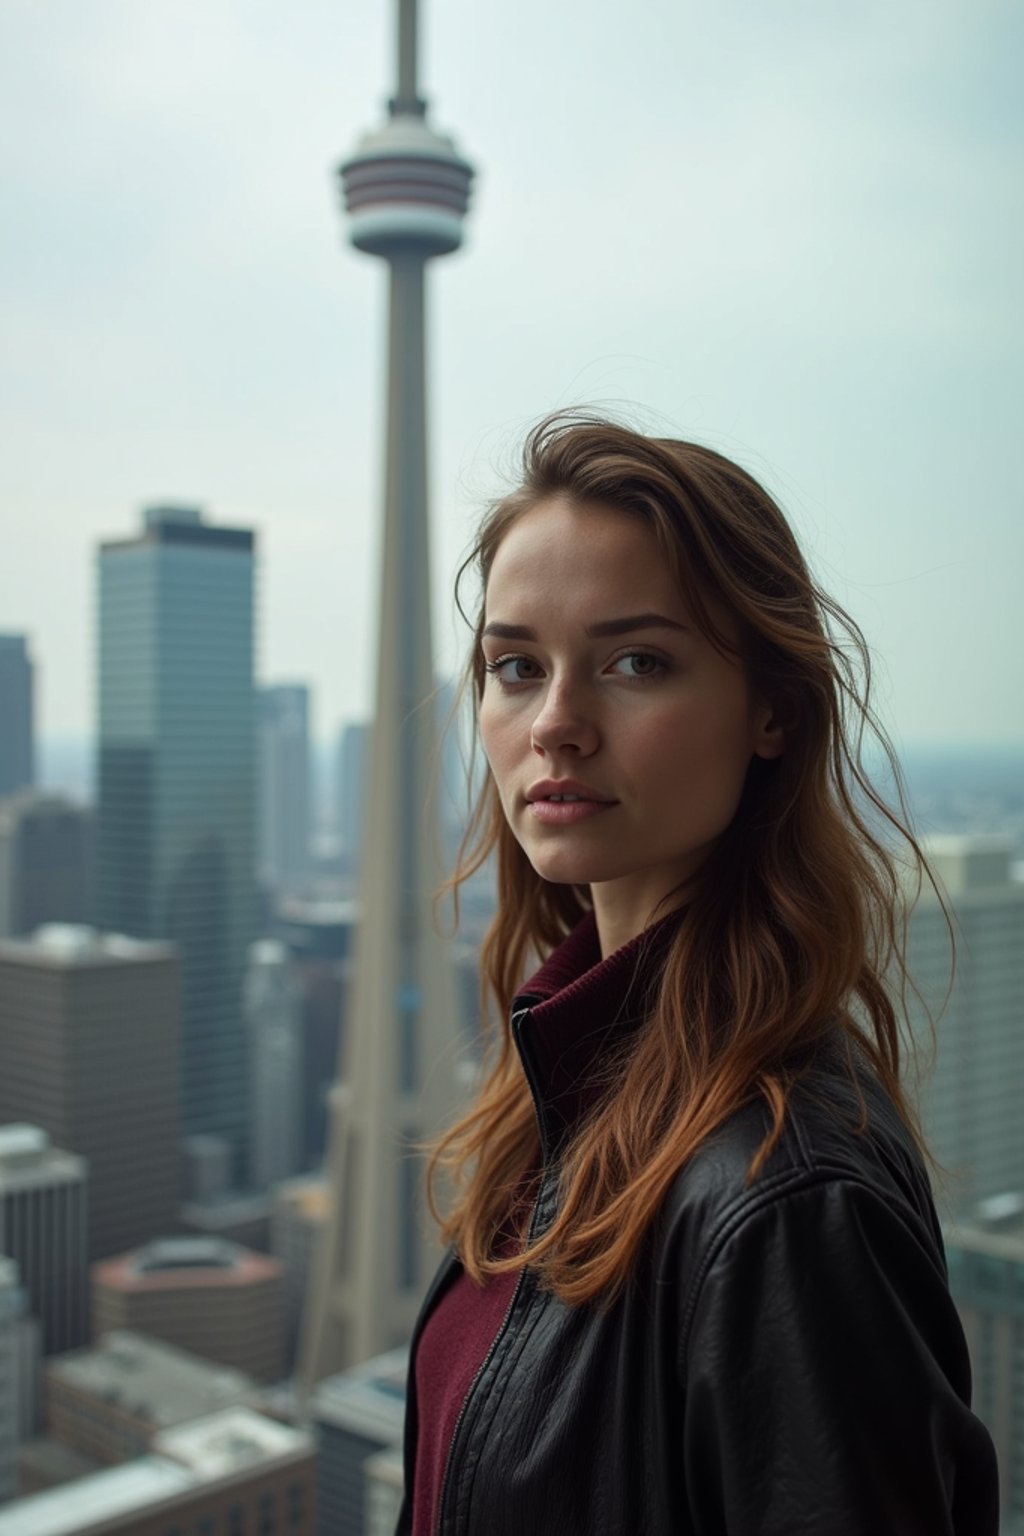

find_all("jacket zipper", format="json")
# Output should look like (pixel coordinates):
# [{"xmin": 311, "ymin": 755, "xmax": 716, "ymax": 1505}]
[{"xmin": 433, "ymin": 1003, "xmax": 550, "ymax": 1536}]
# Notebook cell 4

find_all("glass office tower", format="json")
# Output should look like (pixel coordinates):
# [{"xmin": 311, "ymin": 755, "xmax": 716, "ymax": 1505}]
[
  {"xmin": 0, "ymin": 635, "xmax": 34, "ymax": 797},
  {"xmin": 96, "ymin": 507, "xmax": 256, "ymax": 1186}
]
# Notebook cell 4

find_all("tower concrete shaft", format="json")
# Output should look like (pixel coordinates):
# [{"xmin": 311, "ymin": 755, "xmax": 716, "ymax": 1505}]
[{"xmin": 297, "ymin": 0, "xmax": 474, "ymax": 1402}]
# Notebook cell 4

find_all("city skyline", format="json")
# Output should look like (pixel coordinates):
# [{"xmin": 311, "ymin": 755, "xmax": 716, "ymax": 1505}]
[
  {"xmin": 1, "ymin": 1, "xmax": 1021, "ymax": 750},
  {"xmin": 0, "ymin": 3, "xmax": 1021, "ymax": 1528}
]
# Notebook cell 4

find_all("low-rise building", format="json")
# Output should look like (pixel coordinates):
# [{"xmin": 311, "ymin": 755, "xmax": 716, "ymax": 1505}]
[
  {"xmin": 92, "ymin": 1239, "xmax": 285, "ymax": 1384},
  {"xmin": 43, "ymin": 1330, "xmax": 256, "ymax": 1468},
  {"xmin": 0, "ymin": 1406, "xmax": 315, "ymax": 1536}
]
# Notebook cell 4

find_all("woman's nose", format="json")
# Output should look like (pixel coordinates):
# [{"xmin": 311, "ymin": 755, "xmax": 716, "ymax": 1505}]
[{"xmin": 529, "ymin": 681, "xmax": 600, "ymax": 757}]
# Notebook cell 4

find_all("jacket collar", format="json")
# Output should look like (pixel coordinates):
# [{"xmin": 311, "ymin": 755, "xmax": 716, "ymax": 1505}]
[{"xmin": 512, "ymin": 907, "xmax": 683, "ymax": 1157}]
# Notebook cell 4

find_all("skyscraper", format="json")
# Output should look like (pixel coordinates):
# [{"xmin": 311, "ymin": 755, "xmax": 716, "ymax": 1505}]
[
  {"xmin": 335, "ymin": 720, "xmax": 371, "ymax": 880},
  {"xmin": 258, "ymin": 684, "xmax": 311, "ymax": 893},
  {"xmin": 0, "ymin": 924, "xmax": 180, "ymax": 1262},
  {"xmin": 909, "ymin": 835, "xmax": 1024, "ymax": 1213},
  {"xmin": 0, "ymin": 1125, "xmax": 88, "ymax": 1358},
  {"xmin": 95, "ymin": 504, "xmax": 257, "ymax": 1187},
  {"xmin": 298, "ymin": 0, "xmax": 474, "ymax": 1393},
  {"xmin": 944, "ymin": 1197, "xmax": 1024, "ymax": 1533},
  {"xmin": 0, "ymin": 634, "xmax": 34, "ymax": 798},
  {"xmin": 0, "ymin": 790, "xmax": 93, "ymax": 938},
  {"xmin": 246, "ymin": 938, "xmax": 304, "ymax": 1190}
]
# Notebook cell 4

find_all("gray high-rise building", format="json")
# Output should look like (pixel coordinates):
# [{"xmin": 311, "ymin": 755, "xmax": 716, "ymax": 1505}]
[
  {"xmin": 274, "ymin": 898, "xmax": 357, "ymax": 1170},
  {"xmin": 258, "ymin": 684, "xmax": 311, "ymax": 893},
  {"xmin": 904, "ymin": 836, "xmax": 1024, "ymax": 1535},
  {"xmin": 0, "ymin": 790, "xmax": 93, "ymax": 938},
  {"xmin": 909, "ymin": 835, "xmax": 1024, "ymax": 1215},
  {"xmin": 0, "ymin": 1125, "xmax": 88, "ymax": 1358},
  {"xmin": 334, "ymin": 720, "xmax": 371, "ymax": 879},
  {"xmin": 0, "ymin": 924, "xmax": 180, "ymax": 1263},
  {"xmin": 0, "ymin": 1256, "xmax": 24, "ymax": 1500},
  {"xmin": 246, "ymin": 939, "xmax": 304, "ymax": 1190},
  {"xmin": 335, "ymin": 687, "xmax": 472, "ymax": 882},
  {"xmin": 309, "ymin": 1347, "xmax": 406, "ymax": 1536},
  {"xmin": 945, "ymin": 1197, "xmax": 1024, "ymax": 1536},
  {"xmin": 0, "ymin": 635, "xmax": 34, "ymax": 797},
  {"xmin": 95, "ymin": 504, "xmax": 257, "ymax": 1185}
]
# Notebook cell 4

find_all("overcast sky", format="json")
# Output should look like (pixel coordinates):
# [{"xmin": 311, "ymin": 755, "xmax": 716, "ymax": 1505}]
[{"xmin": 1, "ymin": 0, "xmax": 1021, "ymax": 751}]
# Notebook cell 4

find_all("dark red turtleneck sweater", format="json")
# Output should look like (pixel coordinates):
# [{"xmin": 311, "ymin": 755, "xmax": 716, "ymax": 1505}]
[{"xmin": 409, "ymin": 909, "xmax": 677, "ymax": 1536}]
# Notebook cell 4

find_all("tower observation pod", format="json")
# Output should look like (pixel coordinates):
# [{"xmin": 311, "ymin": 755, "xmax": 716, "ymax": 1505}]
[
  {"xmin": 296, "ymin": 0, "xmax": 475, "ymax": 1408},
  {"xmin": 342, "ymin": 117, "xmax": 473, "ymax": 259}
]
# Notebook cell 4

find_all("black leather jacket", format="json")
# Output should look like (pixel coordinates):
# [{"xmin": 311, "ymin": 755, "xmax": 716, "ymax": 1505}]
[{"xmin": 399, "ymin": 1003, "xmax": 999, "ymax": 1536}]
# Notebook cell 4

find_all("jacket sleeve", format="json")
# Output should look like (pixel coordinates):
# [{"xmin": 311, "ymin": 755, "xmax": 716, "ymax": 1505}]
[{"xmin": 679, "ymin": 1176, "xmax": 1000, "ymax": 1536}]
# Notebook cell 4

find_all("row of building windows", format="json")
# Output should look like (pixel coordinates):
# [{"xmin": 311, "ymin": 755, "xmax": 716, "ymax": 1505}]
[{"xmin": 158, "ymin": 1481, "xmax": 307, "ymax": 1536}]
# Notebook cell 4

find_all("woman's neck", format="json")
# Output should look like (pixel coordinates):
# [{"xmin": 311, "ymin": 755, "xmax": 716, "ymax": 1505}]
[{"xmin": 590, "ymin": 881, "xmax": 688, "ymax": 959}]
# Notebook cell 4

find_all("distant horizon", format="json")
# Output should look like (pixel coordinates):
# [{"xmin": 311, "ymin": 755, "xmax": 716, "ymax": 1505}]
[
  {"xmin": 36, "ymin": 731, "xmax": 1024, "ymax": 755},
  {"xmin": 32, "ymin": 732, "xmax": 1024, "ymax": 821}
]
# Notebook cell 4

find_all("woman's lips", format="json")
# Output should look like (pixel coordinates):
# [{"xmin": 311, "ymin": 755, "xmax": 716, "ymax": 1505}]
[{"xmin": 527, "ymin": 799, "xmax": 618, "ymax": 825}]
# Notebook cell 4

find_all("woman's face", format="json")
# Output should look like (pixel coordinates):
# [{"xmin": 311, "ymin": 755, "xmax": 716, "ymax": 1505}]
[{"xmin": 478, "ymin": 495, "xmax": 783, "ymax": 947}]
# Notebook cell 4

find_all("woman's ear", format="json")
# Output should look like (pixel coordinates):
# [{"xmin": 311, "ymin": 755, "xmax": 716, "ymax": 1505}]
[{"xmin": 752, "ymin": 698, "xmax": 788, "ymax": 761}]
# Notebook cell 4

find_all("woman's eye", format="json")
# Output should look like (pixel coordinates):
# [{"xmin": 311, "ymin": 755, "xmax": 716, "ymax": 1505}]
[
  {"xmin": 610, "ymin": 651, "xmax": 666, "ymax": 680},
  {"xmin": 484, "ymin": 654, "xmax": 542, "ymax": 684}
]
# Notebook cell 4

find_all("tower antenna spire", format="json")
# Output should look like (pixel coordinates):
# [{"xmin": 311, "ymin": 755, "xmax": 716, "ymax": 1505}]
[{"xmin": 393, "ymin": 0, "xmax": 423, "ymax": 115}]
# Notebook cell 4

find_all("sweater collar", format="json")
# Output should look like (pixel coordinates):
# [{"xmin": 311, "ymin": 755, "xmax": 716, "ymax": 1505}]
[{"xmin": 512, "ymin": 907, "xmax": 683, "ymax": 1155}]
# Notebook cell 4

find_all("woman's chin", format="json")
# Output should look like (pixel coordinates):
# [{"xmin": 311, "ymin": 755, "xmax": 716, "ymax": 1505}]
[{"xmin": 527, "ymin": 852, "xmax": 620, "ymax": 888}]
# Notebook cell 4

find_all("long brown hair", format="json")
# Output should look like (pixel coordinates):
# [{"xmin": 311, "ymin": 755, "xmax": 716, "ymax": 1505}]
[{"xmin": 429, "ymin": 411, "xmax": 940, "ymax": 1306}]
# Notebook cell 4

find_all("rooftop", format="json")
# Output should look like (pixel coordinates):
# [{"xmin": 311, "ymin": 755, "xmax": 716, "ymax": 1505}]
[
  {"xmin": 312, "ymin": 1346, "xmax": 408, "ymax": 1441},
  {"xmin": 920, "ymin": 833, "xmax": 1019, "ymax": 897},
  {"xmin": 0, "ymin": 1409, "xmax": 311, "ymax": 1536},
  {"xmin": 93, "ymin": 1241, "xmax": 282, "ymax": 1293},
  {"xmin": 945, "ymin": 1190, "xmax": 1024, "ymax": 1262},
  {"xmin": 47, "ymin": 1331, "xmax": 254, "ymax": 1428},
  {"xmin": 0, "ymin": 924, "xmax": 175, "ymax": 967},
  {"xmin": 0, "ymin": 1126, "xmax": 85, "ymax": 1189},
  {"xmin": 0, "ymin": 1458, "xmax": 191, "ymax": 1536},
  {"xmin": 100, "ymin": 506, "xmax": 253, "ymax": 556},
  {"xmin": 154, "ymin": 1405, "xmax": 312, "ymax": 1477}
]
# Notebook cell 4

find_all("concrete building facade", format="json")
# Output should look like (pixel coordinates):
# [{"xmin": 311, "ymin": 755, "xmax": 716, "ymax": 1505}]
[
  {"xmin": 910, "ymin": 835, "xmax": 1024, "ymax": 1214},
  {"xmin": 43, "ymin": 1330, "xmax": 255, "ymax": 1468},
  {"xmin": 258, "ymin": 684, "xmax": 312, "ymax": 894},
  {"xmin": 0, "ymin": 1406, "xmax": 315, "ymax": 1536},
  {"xmin": 273, "ymin": 900, "xmax": 356, "ymax": 1172},
  {"xmin": 0, "ymin": 925, "xmax": 181, "ymax": 1263},
  {"xmin": 334, "ymin": 721, "xmax": 370, "ymax": 882},
  {"xmin": 245, "ymin": 940, "xmax": 304, "ymax": 1191},
  {"xmin": 271, "ymin": 1176, "xmax": 329, "ymax": 1375},
  {"xmin": 946, "ymin": 1196, "xmax": 1024, "ymax": 1536},
  {"xmin": 0, "ymin": 634, "xmax": 34, "ymax": 799},
  {"xmin": 92, "ymin": 1238, "xmax": 285, "ymax": 1384},
  {"xmin": 0, "ymin": 1127, "xmax": 88, "ymax": 1358},
  {"xmin": 310, "ymin": 1347, "xmax": 406, "ymax": 1536},
  {"xmin": 0, "ymin": 792, "xmax": 93, "ymax": 939},
  {"xmin": 0, "ymin": 1256, "xmax": 21, "ymax": 1502}
]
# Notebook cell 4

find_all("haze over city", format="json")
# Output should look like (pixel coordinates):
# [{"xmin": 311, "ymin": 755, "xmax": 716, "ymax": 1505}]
[
  {"xmin": 2, "ymin": 0, "xmax": 1021, "ymax": 752},
  {"xmin": 1, "ymin": 4, "xmax": 1023, "ymax": 1533}
]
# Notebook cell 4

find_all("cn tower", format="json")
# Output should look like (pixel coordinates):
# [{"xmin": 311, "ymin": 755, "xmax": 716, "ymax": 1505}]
[{"xmin": 296, "ymin": 0, "xmax": 474, "ymax": 1403}]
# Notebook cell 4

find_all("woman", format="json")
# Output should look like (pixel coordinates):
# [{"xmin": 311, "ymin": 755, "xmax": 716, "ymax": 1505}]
[{"xmin": 398, "ymin": 415, "xmax": 999, "ymax": 1535}]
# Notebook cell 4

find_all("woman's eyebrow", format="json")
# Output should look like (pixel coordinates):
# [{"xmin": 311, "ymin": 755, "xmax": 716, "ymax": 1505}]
[{"xmin": 482, "ymin": 613, "xmax": 689, "ymax": 641}]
